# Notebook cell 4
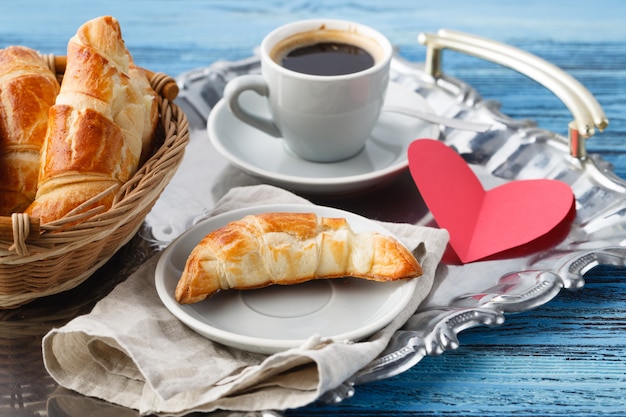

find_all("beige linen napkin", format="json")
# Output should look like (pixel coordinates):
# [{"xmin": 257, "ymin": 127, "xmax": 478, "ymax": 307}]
[{"xmin": 43, "ymin": 185, "xmax": 449, "ymax": 416}]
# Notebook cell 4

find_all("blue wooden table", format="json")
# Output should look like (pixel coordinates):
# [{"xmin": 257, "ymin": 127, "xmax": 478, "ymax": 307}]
[{"xmin": 1, "ymin": 1, "xmax": 625, "ymax": 415}]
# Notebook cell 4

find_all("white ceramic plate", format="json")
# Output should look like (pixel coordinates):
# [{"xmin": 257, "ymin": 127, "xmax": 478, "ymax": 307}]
[
  {"xmin": 207, "ymin": 82, "xmax": 439, "ymax": 195},
  {"xmin": 155, "ymin": 204, "xmax": 419, "ymax": 354}
]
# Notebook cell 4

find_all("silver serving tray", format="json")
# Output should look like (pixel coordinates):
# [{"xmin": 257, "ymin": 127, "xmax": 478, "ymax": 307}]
[{"xmin": 152, "ymin": 30, "xmax": 625, "ymax": 412}]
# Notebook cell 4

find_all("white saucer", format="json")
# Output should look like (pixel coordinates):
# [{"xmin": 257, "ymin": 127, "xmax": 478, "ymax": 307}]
[
  {"xmin": 155, "ymin": 204, "xmax": 419, "ymax": 354},
  {"xmin": 207, "ymin": 82, "xmax": 439, "ymax": 195}
]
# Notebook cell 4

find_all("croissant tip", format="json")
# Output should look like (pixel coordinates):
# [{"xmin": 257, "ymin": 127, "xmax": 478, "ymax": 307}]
[{"xmin": 175, "ymin": 283, "xmax": 192, "ymax": 304}]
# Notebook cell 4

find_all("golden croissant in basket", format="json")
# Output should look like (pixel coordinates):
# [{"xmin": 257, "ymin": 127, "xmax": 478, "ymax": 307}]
[
  {"xmin": 22, "ymin": 16, "xmax": 159, "ymax": 224},
  {"xmin": 0, "ymin": 46, "xmax": 60, "ymax": 215},
  {"xmin": 175, "ymin": 212, "xmax": 423, "ymax": 304}
]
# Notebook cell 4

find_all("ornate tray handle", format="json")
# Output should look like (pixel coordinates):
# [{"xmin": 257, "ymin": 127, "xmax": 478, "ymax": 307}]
[{"xmin": 418, "ymin": 29, "xmax": 609, "ymax": 159}]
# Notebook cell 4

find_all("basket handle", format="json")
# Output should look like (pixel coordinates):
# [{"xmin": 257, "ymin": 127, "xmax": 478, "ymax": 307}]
[
  {"xmin": 418, "ymin": 29, "xmax": 608, "ymax": 159},
  {"xmin": 48, "ymin": 55, "xmax": 179, "ymax": 101},
  {"xmin": 0, "ymin": 215, "xmax": 40, "ymax": 255}
]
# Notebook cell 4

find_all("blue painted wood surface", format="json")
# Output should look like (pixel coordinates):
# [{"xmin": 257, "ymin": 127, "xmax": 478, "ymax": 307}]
[{"xmin": 1, "ymin": 1, "xmax": 625, "ymax": 415}]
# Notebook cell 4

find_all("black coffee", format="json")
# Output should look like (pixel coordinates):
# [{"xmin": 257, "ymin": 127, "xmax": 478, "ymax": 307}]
[{"xmin": 281, "ymin": 42, "xmax": 375, "ymax": 76}]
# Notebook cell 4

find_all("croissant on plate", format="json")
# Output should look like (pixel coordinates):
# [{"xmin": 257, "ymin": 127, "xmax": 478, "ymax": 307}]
[
  {"xmin": 0, "ymin": 46, "xmax": 60, "ymax": 215},
  {"xmin": 175, "ymin": 212, "xmax": 422, "ymax": 304},
  {"xmin": 25, "ymin": 15, "xmax": 158, "ymax": 224}
]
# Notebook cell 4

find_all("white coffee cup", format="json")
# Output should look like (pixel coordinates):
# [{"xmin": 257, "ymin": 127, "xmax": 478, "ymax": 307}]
[{"xmin": 223, "ymin": 19, "xmax": 393, "ymax": 163}]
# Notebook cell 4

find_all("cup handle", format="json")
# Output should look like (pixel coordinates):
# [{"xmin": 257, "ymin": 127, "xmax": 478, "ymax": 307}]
[{"xmin": 223, "ymin": 74, "xmax": 282, "ymax": 138}]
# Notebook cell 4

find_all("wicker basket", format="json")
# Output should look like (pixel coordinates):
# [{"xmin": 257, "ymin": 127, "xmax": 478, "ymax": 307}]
[{"xmin": 0, "ymin": 55, "xmax": 190, "ymax": 309}]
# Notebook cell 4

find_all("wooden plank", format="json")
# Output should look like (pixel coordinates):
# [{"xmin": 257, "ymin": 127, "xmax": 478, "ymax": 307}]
[{"xmin": 0, "ymin": 1, "xmax": 625, "ymax": 416}]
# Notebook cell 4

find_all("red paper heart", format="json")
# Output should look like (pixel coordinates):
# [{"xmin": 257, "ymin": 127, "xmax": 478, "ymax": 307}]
[{"xmin": 408, "ymin": 139, "xmax": 575, "ymax": 263}]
